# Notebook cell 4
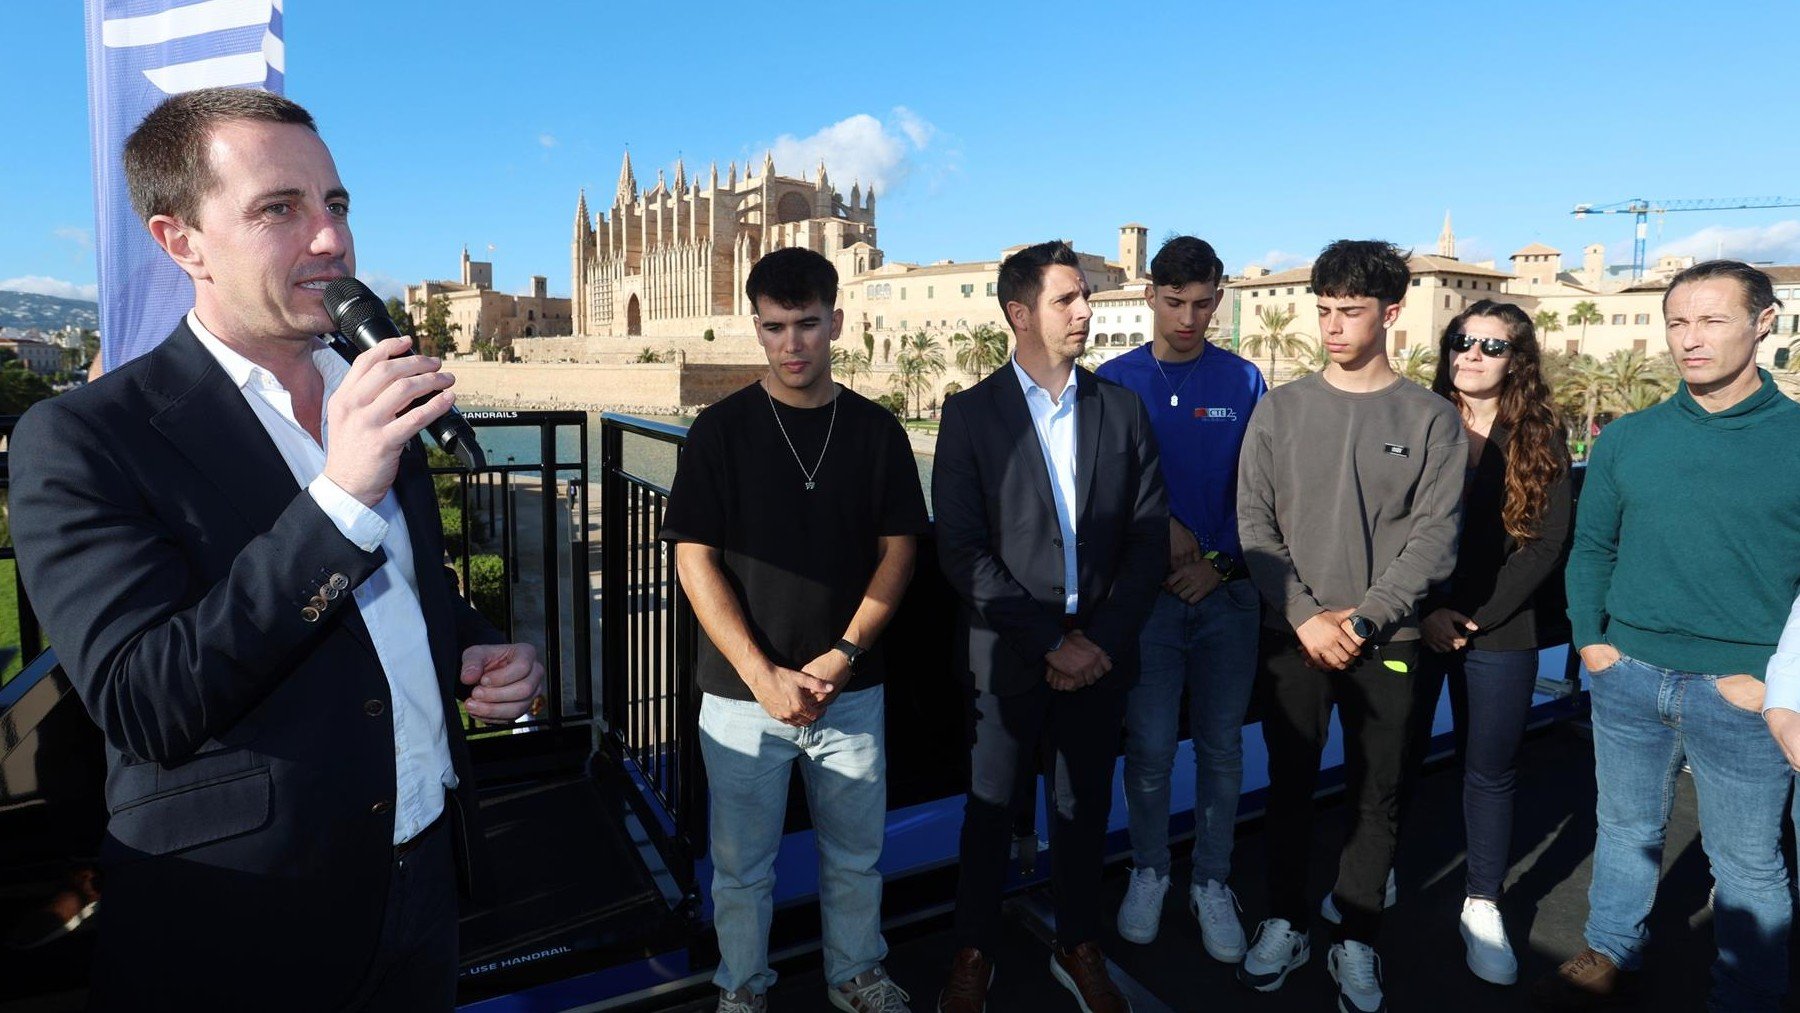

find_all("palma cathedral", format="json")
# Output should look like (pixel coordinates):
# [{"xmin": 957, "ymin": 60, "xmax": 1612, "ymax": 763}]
[{"xmin": 571, "ymin": 150, "xmax": 883, "ymax": 337}]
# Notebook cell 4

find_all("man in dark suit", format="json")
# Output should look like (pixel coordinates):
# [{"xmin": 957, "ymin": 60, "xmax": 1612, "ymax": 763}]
[
  {"xmin": 932, "ymin": 241, "xmax": 1167, "ymax": 1012},
  {"xmin": 9, "ymin": 88, "xmax": 544, "ymax": 1011}
]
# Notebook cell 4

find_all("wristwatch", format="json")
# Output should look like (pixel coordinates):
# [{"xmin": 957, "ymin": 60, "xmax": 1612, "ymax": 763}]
[
  {"xmin": 833, "ymin": 639, "xmax": 867, "ymax": 668},
  {"xmin": 1350, "ymin": 614, "xmax": 1378, "ymax": 640},
  {"xmin": 1204, "ymin": 550, "xmax": 1236, "ymax": 579}
]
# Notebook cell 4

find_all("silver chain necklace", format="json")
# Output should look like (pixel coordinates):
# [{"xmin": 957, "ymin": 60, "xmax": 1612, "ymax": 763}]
[
  {"xmin": 762, "ymin": 380, "xmax": 837, "ymax": 491},
  {"xmin": 1152, "ymin": 348, "xmax": 1203, "ymax": 408}
]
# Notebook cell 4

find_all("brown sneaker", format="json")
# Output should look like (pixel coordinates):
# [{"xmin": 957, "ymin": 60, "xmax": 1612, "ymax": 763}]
[
  {"xmin": 936, "ymin": 947, "xmax": 993, "ymax": 1013},
  {"xmin": 1531, "ymin": 947, "xmax": 1635, "ymax": 1009},
  {"xmin": 1049, "ymin": 941, "xmax": 1131, "ymax": 1013}
]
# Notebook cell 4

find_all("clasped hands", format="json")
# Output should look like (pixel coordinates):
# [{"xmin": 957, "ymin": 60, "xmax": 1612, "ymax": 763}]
[
  {"xmin": 1296, "ymin": 608, "xmax": 1367, "ymax": 671},
  {"xmin": 748, "ymin": 650, "xmax": 854, "ymax": 727},
  {"xmin": 1045, "ymin": 630, "xmax": 1110, "ymax": 691},
  {"xmin": 460, "ymin": 642, "xmax": 547, "ymax": 723},
  {"xmin": 1164, "ymin": 521, "xmax": 1221, "ymax": 605}
]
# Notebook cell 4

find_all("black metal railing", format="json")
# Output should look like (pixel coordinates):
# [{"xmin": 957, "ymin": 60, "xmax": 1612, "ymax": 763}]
[
  {"xmin": 598, "ymin": 413, "xmax": 704, "ymax": 885},
  {"xmin": 436, "ymin": 411, "xmax": 595, "ymax": 743},
  {"xmin": 0, "ymin": 415, "xmax": 43, "ymax": 687}
]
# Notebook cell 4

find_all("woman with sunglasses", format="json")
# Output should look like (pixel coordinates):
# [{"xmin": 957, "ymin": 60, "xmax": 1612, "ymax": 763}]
[{"xmin": 1409, "ymin": 300, "xmax": 1572, "ymax": 986}]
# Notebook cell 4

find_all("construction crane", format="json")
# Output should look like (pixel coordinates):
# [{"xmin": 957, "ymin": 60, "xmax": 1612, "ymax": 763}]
[{"xmin": 1571, "ymin": 196, "xmax": 1800, "ymax": 280}]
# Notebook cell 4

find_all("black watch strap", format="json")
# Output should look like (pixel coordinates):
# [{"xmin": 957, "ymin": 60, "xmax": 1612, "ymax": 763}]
[
  {"xmin": 833, "ymin": 638, "xmax": 866, "ymax": 667},
  {"xmin": 1350, "ymin": 614, "xmax": 1378, "ymax": 640}
]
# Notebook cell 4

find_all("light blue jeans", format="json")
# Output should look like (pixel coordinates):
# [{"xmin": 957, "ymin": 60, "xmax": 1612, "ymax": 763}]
[
  {"xmin": 1585, "ymin": 653, "xmax": 1792, "ymax": 1012},
  {"xmin": 1122, "ymin": 582, "xmax": 1262, "ymax": 886},
  {"xmin": 698, "ymin": 685, "xmax": 888, "ymax": 996}
]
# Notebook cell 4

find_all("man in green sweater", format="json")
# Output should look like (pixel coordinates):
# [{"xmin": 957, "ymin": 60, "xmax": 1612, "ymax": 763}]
[
  {"xmin": 1535, "ymin": 261, "xmax": 1800, "ymax": 1012},
  {"xmin": 1236, "ymin": 240, "xmax": 1466, "ymax": 1013}
]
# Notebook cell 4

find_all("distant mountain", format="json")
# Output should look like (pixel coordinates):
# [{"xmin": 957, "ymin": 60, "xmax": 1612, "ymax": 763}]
[{"xmin": 0, "ymin": 290, "xmax": 99, "ymax": 332}]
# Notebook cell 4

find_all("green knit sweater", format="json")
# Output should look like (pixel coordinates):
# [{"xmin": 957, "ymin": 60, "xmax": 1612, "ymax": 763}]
[{"xmin": 1566, "ymin": 371, "xmax": 1800, "ymax": 677}]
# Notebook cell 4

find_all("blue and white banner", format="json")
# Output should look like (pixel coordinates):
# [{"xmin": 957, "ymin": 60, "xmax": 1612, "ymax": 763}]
[{"xmin": 84, "ymin": 0, "xmax": 285, "ymax": 369}]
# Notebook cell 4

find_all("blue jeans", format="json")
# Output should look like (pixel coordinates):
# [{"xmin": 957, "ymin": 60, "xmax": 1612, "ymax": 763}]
[
  {"xmin": 1585, "ymin": 654, "xmax": 1791, "ymax": 1011},
  {"xmin": 1408, "ymin": 647, "xmax": 1539, "ymax": 900},
  {"xmin": 1122, "ymin": 581, "xmax": 1261, "ymax": 885},
  {"xmin": 698, "ymin": 686, "xmax": 889, "ymax": 995}
]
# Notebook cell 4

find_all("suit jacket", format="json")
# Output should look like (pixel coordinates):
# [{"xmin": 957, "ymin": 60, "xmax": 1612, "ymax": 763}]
[
  {"xmin": 9, "ymin": 321, "xmax": 502, "ymax": 1011},
  {"xmin": 932, "ymin": 363, "xmax": 1168, "ymax": 696}
]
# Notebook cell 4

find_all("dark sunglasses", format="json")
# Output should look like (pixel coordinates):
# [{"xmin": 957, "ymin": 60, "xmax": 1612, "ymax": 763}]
[{"xmin": 1449, "ymin": 333, "xmax": 1513, "ymax": 357}]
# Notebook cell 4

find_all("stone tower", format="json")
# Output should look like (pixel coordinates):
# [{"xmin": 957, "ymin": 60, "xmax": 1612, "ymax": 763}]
[
  {"xmin": 1119, "ymin": 223, "xmax": 1148, "ymax": 281},
  {"xmin": 1437, "ymin": 211, "xmax": 1456, "ymax": 259}
]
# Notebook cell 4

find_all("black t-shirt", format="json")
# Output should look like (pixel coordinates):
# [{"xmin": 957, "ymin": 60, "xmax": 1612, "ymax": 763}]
[{"xmin": 659, "ymin": 381, "xmax": 930, "ymax": 700}]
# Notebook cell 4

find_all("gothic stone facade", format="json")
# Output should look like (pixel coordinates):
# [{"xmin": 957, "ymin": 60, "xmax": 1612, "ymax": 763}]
[{"xmin": 571, "ymin": 150, "xmax": 882, "ymax": 338}]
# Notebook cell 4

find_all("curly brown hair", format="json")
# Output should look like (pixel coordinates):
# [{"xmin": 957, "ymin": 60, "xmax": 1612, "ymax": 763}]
[{"xmin": 1430, "ymin": 300, "xmax": 1566, "ymax": 543}]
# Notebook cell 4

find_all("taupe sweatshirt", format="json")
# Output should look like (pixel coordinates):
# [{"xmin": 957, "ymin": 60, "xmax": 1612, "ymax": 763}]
[{"xmin": 1236, "ymin": 372, "xmax": 1466, "ymax": 641}]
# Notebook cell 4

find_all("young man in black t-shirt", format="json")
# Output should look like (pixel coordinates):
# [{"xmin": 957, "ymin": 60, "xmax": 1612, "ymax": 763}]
[{"xmin": 661, "ymin": 247, "xmax": 929, "ymax": 1013}]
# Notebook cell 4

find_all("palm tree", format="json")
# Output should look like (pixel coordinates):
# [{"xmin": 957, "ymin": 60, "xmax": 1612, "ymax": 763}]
[
  {"xmin": 1395, "ymin": 346, "xmax": 1438, "ymax": 385},
  {"xmin": 1240, "ymin": 305, "xmax": 1311, "ymax": 381},
  {"xmin": 1291, "ymin": 339, "xmax": 1331, "ymax": 375},
  {"xmin": 832, "ymin": 345, "xmax": 872, "ymax": 392},
  {"xmin": 1534, "ymin": 310, "xmax": 1563, "ymax": 350},
  {"xmin": 950, "ymin": 323, "xmax": 1011, "ymax": 379},
  {"xmin": 1569, "ymin": 301, "xmax": 1603, "ymax": 356},
  {"xmin": 1598, "ymin": 348, "xmax": 1677, "ymax": 414},
  {"xmin": 893, "ymin": 330, "xmax": 946, "ymax": 417}
]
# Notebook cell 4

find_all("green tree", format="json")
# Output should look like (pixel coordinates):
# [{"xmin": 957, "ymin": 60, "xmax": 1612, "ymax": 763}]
[
  {"xmin": 1568, "ymin": 301, "xmax": 1603, "ymax": 356},
  {"xmin": 950, "ymin": 323, "xmax": 1010, "ymax": 379},
  {"xmin": 411, "ymin": 295, "xmax": 460, "ymax": 357},
  {"xmin": 1395, "ymin": 346, "xmax": 1439, "ymax": 385},
  {"xmin": 892, "ymin": 330, "xmax": 947, "ymax": 417},
  {"xmin": 384, "ymin": 297, "xmax": 415, "ymax": 336},
  {"xmin": 1533, "ymin": 310, "xmax": 1563, "ymax": 350},
  {"xmin": 1598, "ymin": 348, "xmax": 1677, "ymax": 414},
  {"xmin": 1240, "ymin": 305, "xmax": 1310, "ymax": 381},
  {"xmin": 0, "ymin": 361, "xmax": 55, "ymax": 413},
  {"xmin": 634, "ymin": 347, "xmax": 662, "ymax": 363},
  {"xmin": 833, "ymin": 345, "xmax": 873, "ymax": 391}
]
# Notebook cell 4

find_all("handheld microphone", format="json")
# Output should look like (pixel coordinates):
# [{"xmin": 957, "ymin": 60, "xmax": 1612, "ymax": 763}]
[{"xmin": 322, "ymin": 278, "xmax": 486, "ymax": 471}]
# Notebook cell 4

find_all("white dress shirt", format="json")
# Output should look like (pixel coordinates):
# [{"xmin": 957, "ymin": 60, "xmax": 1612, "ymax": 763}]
[
  {"xmin": 190, "ymin": 312, "xmax": 454, "ymax": 845},
  {"xmin": 1762, "ymin": 589, "xmax": 1800, "ymax": 715},
  {"xmin": 1011, "ymin": 357, "xmax": 1080, "ymax": 614}
]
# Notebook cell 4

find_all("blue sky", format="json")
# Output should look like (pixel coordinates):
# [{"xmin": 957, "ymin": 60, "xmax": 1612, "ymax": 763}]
[{"xmin": 6, "ymin": 0, "xmax": 1799, "ymax": 304}]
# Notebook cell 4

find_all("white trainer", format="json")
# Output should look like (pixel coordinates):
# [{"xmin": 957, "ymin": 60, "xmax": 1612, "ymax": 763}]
[
  {"xmin": 1115, "ymin": 866, "xmax": 1169, "ymax": 944},
  {"xmin": 1328, "ymin": 940, "xmax": 1387, "ymax": 1013},
  {"xmin": 1459, "ymin": 897, "xmax": 1518, "ymax": 985},
  {"xmin": 1319, "ymin": 868, "xmax": 1398, "ymax": 925},
  {"xmin": 1237, "ymin": 918, "xmax": 1310, "ymax": 992},
  {"xmin": 1189, "ymin": 880, "xmax": 1247, "ymax": 963}
]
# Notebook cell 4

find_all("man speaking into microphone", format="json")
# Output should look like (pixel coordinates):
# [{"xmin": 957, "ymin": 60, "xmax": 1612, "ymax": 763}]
[{"xmin": 9, "ymin": 88, "xmax": 544, "ymax": 1011}]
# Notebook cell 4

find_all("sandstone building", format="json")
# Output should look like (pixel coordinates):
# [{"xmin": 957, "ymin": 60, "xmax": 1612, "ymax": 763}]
[{"xmin": 406, "ymin": 248, "xmax": 572, "ymax": 356}]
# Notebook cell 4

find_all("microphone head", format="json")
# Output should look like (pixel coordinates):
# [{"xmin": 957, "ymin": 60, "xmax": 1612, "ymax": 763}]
[{"xmin": 322, "ymin": 277, "xmax": 388, "ymax": 336}]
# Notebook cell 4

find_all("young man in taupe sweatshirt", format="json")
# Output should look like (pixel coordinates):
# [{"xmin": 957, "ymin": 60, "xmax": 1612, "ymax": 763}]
[{"xmin": 1233, "ymin": 240, "xmax": 1466, "ymax": 1013}]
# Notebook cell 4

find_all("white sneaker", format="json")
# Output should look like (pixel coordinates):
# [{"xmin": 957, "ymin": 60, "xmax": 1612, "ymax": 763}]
[
  {"xmin": 1189, "ymin": 880, "xmax": 1247, "ymax": 964},
  {"xmin": 1115, "ymin": 867, "xmax": 1169, "ymax": 944},
  {"xmin": 1237, "ymin": 918, "xmax": 1310, "ymax": 992},
  {"xmin": 1328, "ymin": 940, "xmax": 1387, "ymax": 1013},
  {"xmin": 1459, "ymin": 897, "xmax": 1518, "ymax": 985},
  {"xmin": 1320, "ymin": 869, "xmax": 1398, "ymax": 925}
]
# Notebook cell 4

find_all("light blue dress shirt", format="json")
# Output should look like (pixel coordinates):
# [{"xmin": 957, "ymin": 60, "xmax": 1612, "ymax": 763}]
[
  {"xmin": 1011, "ymin": 358, "xmax": 1079, "ymax": 615},
  {"xmin": 1762, "ymin": 589, "xmax": 1800, "ymax": 716}
]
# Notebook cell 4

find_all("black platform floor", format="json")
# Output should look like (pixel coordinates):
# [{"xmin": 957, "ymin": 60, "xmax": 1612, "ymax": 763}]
[{"xmin": 658, "ymin": 721, "xmax": 1797, "ymax": 1012}]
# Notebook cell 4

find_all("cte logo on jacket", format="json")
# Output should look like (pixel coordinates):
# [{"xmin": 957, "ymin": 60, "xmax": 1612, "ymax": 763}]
[{"xmin": 1193, "ymin": 406, "xmax": 1239, "ymax": 422}]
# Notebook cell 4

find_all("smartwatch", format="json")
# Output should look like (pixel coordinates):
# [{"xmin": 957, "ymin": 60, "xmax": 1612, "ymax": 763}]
[
  {"xmin": 1350, "ymin": 614, "xmax": 1378, "ymax": 640},
  {"xmin": 833, "ymin": 639, "xmax": 867, "ymax": 668},
  {"xmin": 1204, "ymin": 550, "xmax": 1236, "ymax": 579}
]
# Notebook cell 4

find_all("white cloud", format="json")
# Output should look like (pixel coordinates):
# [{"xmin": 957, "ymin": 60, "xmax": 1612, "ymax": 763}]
[
  {"xmin": 1652, "ymin": 220, "xmax": 1800, "ymax": 264},
  {"xmin": 54, "ymin": 227, "xmax": 93, "ymax": 252},
  {"xmin": 1239, "ymin": 249, "xmax": 1308, "ymax": 274},
  {"xmin": 538, "ymin": 133, "xmax": 558, "ymax": 149},
  {"xmin": 759, "ymin": 108, "xmax": 937, "ymax": 194},
  {"xmin": 0, "ymin": 276, "xmax": 98, "ymax": 301},
  {"xmin": 357, "ymin": 271, "xmax": 408, "ymax": 302}
]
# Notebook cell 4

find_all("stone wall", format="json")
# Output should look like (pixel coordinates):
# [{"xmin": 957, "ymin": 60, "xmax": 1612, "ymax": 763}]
[{"xmin": 450, "ymin": 360, "xmax": 763, "ymax": 411}]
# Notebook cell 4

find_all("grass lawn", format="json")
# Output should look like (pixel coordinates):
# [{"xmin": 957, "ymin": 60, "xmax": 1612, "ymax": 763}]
[
  {"xmin": 901, "ymin": 419, "xmax": 940, "ymax": 435},
  {"xmin": 0, "ymin": 558, "xmax": 22, "ymax": 686}
]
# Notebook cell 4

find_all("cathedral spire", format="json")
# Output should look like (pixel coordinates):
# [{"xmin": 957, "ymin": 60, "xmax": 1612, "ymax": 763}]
[
  {"xmin": 851, "ymin": 178, "xmax": 861, "ymax": 206},
  {"xmin": 1437, "ymin": 210, "xmax": 1456, "ymax": 259},
  {"xmin": 762, "ymin": 148, "xmax": 775, "ymax": 177},
  {"xmin": 816, "ymin": 158, "xmax": 829, "ymax": 188},
  {"xmin": 674, "ymin": 157, "xmax": 687, "ymax": 193},
  {"xmin": 615, "ymin": 149, "xmax": 638, "ymax": 205},
  {"xmin": 709, "ymin": 160, "xmax": 719, "ymax": 191},
  {"xmin": 574, "ymin": 188, "xmax": 590, "ymax": 240},
  {"xmin": 727, "ymin": 160, "xmax": 738, "ymax": 187}
]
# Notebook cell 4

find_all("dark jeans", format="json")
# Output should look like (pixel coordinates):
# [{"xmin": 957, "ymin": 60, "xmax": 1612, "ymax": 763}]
[
  {"xmin": 343, "ymin": 817, "xmax": 460, "ymax": 1011},
  {"xmin": 1403, "ymin": 647, "xmax": 1539, "ymax": 900},
  {"xmin": 1259, "ymin": 631, "xmax": 1418, "ymax": 944},
  {"xmin": 953, "ymin": 676, "xmax": 1127, "ymax": 954}
]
